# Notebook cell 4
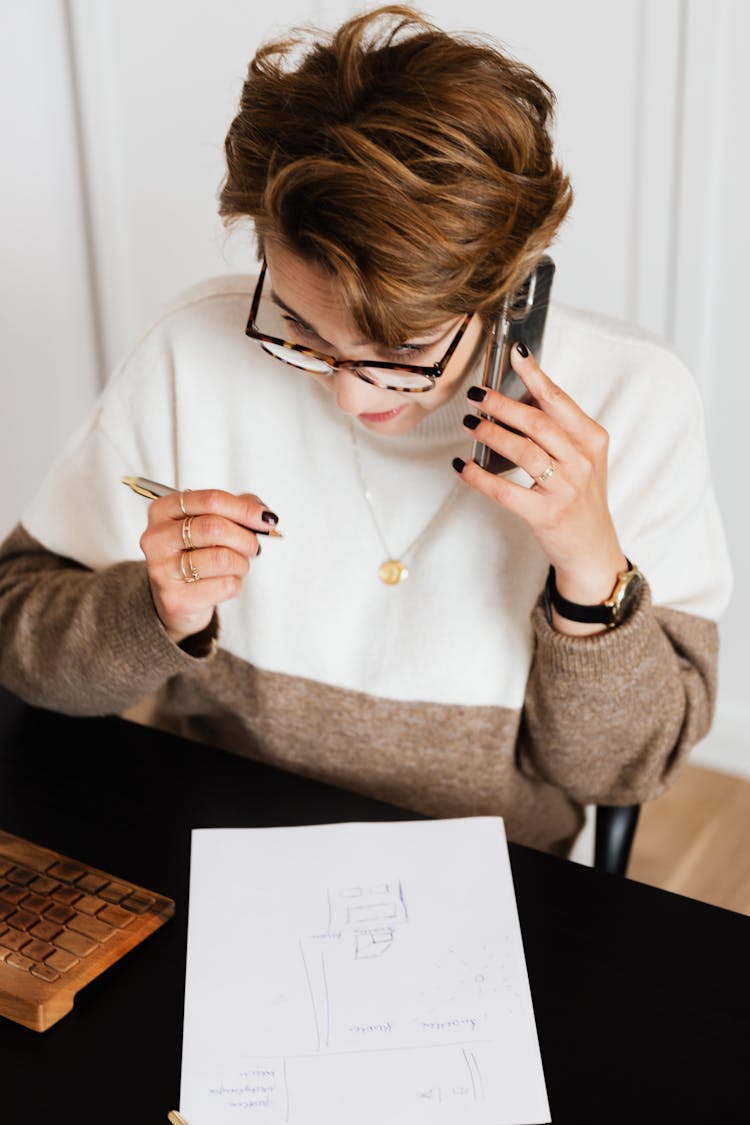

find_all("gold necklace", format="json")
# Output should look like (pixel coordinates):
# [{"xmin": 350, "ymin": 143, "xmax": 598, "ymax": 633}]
[{"xmin": 349, "ymin": 420, "xmax": 462, "ymax": 585}]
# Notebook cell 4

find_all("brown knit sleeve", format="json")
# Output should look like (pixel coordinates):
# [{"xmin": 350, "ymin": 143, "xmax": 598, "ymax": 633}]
[
  {"xmin": 519, "ymin": 578, "xmax": 719, "ymax": 805},
  {"xmin": 0, "ymin": 523, "xmax": 218, "ymax": 715}
]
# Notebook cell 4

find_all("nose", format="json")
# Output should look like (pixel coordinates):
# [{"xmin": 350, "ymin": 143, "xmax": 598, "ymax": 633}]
[{"xmin": 332, "ymin": 368, "xmax": 396, "ymax": 416}]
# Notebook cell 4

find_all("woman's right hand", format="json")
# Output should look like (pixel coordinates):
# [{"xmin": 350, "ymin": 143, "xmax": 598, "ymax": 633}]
[{"xmin": 138, "ymin": 488, "xmax": 280, "ymax": 644}]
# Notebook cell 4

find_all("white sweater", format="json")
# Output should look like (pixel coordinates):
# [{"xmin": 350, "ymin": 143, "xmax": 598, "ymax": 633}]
[{"xmin": 0, "ymin": 273, "xmax": 733, "ymax": 854}]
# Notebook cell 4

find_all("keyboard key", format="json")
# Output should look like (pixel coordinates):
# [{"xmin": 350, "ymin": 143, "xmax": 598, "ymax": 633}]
[
  {"xmin": 6, "ymin": 865, "xmax": 36, "ymax": 886},
  {"xmin": 31, "ymin": 962, "xmax": 60, "ymax": 983},
  {"xmin": 54, "ymin": 929, "xmax": 97, "ymax": 958},
  {"xmin": 20, "ymin": 893, "xmax": 50, "ymax": 915},
  {"xmin": 29, "ymin": 919, "xmax": 62, "ymax": 943},
  {"xmin": 122, "ymin": 892, "xmax": 156, "ymax": 914},
  {"xmin": 0, "ymin": 929, "xmax": 29, "ymax": 953},
  {"xmin": 51, "ymin": 886, "xmax": 82, "ymax": 907},
  {"xmin": 6, "ymin": 951, "xmax": 33, "ymax": 971},
  {"xmin": 44, "ymin": 903, "xmax": 75, "ymax": 926},
  {"xmin": 29, "ymin": 875, "xmax": 60, "ymax": 895},
  {"xmin": 76, "ymin": 873, "xmax": 108, "ymax": 894},
  {"xmin": 1, "ymin": 886, "xmax": 28, "ymax": 906},
  {"xmin": 98, "ymin": 904, "xmax": 134, "ymax": 929},
  {"xmin": 6, "ymin": 909, "xmax": 37, "ymax": 932},
  {"xmin": 46, "ymin": 949, "xmax": 79, "ymax": 976},
  {"xmin": 98, "ymin": 882, "xmax": 132, "ymax": 904},
  {"xmin": 45, "ymin": 949, "xmax": 80, "ymax": 973},
  {"xmin": 75, "ymin": 894, "xmax": 105, "ymax": 916},
  {"xmin": 47, "ymin": 860, "xmax": 87, "ymax": 883},
  {"xmin": 22, "ymin": 938, "xmax": 56, "ymax": 962},
  {"xmin": 68, "ymin": 913, "xmax": 115, "ymax": 943}
]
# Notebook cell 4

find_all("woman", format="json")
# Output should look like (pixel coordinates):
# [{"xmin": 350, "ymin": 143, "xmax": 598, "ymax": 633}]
[{"xmin": 0, "ymin": 5, "xmax": 732, "ymax": 855}]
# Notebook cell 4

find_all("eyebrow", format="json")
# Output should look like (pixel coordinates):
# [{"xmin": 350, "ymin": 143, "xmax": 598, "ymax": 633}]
[
  {"xmin": 268, "ymin": 287, "xmax": 452, "ymax": 350},
  {"xmin": 269, "ymin": 288, "xmax": 360, "ymax": 344}
]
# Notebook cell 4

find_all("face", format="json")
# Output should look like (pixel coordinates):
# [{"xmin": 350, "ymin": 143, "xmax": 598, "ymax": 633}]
[{"xmin": 263, "ymin": 240, "xmax": 484, "ymax": 435}]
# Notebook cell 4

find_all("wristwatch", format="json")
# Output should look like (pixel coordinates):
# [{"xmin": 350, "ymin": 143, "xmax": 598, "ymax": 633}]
[{"xmin": 544, "ymin": 559, "xmax": 643, "ymax": 628}]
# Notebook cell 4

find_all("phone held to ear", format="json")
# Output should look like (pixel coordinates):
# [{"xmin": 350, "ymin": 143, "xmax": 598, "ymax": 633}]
[{"xmin": 471, "ymin": 255, "xmax": 555, "ymax": 476}]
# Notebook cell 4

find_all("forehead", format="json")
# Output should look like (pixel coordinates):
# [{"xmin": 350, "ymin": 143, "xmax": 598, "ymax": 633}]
[
  {"xmin": 264, "ymin": 240, "xmax": 358, "ymax": 330},
  {"xmin": 263, "ymin": 238, "xmax": 452, "ymax": 345}
]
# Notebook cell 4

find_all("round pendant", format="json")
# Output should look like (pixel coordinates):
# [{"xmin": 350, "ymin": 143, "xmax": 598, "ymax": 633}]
[{"xmin": 378, "ymin": 559, "xmax": 409, "ymax": 585}]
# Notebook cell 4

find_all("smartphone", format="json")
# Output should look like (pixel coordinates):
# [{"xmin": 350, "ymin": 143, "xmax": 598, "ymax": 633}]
[{"xmin": 471, "ymin": 254, "xmax": 555, "ymax": 475}]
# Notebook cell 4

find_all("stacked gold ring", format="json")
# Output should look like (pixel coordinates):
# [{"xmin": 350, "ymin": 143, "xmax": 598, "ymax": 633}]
[
  {"xmin": 535, "ymin": 462, "xmax": 555, "ymax": 485},
  {"xmin": 181, "ymin": 515, "xmax": 195, "ymax": 550},
  {"xmin": 180, "ymin": 550, "xmax": 200, "ymax": 584}
]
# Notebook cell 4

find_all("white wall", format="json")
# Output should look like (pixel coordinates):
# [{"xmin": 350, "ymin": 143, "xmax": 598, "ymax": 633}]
[
  {"xmin": 0, "ymin": 0, "xmax": 746, "ymax": 778},
  {"xmin": 0, "ymin": 0, "xmax": 100, "ymax": 520}
]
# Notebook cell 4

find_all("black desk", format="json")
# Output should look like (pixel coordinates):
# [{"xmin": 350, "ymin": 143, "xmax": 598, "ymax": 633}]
[{"xmin": 0, "ymin": 684, "xmax": 747, "ymax": 1124}]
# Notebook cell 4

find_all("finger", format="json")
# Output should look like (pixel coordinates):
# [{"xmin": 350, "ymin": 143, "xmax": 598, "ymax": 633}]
[
  {"xmin": 466, "ymin": 383, "xmax": 574, "ymax": 465},
  {"xmin": 176, "ymin": 512, "xmax": 263, "ymax": 558},
  {"xmin": 452, "ymin": 455, "xmax": 547, "ymax": 519},
  {"xmin": 173, "ymin": 544, "xmax": 252, "ymax": 586},
  {"xmin": 463, "ymin": 415, "xmax": 558, "ymax": 485},
  {"xmin": 155, "ymin": 488, "xmax": 282, "ymax": 535},
  {"xmin": 508, "ymin": 341, "xmax": 595, "ymax": 442}
]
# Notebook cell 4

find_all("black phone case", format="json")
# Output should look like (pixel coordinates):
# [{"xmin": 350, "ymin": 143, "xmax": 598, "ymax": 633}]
[{"xmin": 471, "ymin": 255, "xmax": 555, "ymax": 475}]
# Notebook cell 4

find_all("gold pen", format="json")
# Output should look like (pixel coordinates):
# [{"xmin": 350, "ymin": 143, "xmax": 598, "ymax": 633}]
[
  {"xmin": 122, "ymin": 476, "xmax": 283, "ymax": 537},
  {"xmin": 167, "ymin": 1112, "xmax": 190, "ymax": 1125}
]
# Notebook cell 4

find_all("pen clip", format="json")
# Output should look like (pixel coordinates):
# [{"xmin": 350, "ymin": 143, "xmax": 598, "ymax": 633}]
[{"xmin": 121, "ymin": 476, "xmax": 162, "ymax": 500}]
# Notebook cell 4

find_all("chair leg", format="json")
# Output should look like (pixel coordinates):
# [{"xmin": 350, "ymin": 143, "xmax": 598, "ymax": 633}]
[{"xmin": 594, "ymin": 804, "xmax": 641, "ymax": 876}]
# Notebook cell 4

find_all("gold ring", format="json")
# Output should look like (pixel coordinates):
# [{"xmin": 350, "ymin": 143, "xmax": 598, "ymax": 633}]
[
  {"xmin": 535, "ymin": 462, "xmax": 555, "ymax": 485},
  {"xmin": 179, "ymin": 489, "xmax": 191, "ymax": 516},
  {"xmin": 179, "ymin": 550, "xmax": 200, "ymax": 584},
  {"xmin": 181, "ymin": 515, "xmax": 194, "ymax": 550}
]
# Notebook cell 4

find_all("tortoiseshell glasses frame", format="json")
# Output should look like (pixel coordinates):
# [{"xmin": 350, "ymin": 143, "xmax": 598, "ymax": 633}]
[{"xmin": 245, "ymin": 258, "xmax": 472, "ymax": 392}]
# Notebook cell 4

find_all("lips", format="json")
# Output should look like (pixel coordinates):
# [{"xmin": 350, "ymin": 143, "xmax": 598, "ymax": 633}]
[{"xmin": 357, "ymin": 405, "xmax": 407, "ymax": 423}]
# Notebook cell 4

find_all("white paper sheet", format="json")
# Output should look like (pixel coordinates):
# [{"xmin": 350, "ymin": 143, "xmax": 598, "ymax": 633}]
[{"xmin": 178, "ymin": 817, "xmax": 550, "ymax": 1124}]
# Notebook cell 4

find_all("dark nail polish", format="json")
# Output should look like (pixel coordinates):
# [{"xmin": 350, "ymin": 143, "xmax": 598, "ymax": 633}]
[
  {"xmin": 467, "ymin": 385, "xmax": 487, "ymax": 403},
  {"xmin": 261, "ymin": 510, "xmax": 279, "ymax": 526},
  {"xmin": 463, "ymin": 413, "xmax": 481, "ymax": 430},
  {"xmin": 256, "ymin": 542, "xmax": 262, "ymax": 557},
  {"xmin": 452, "ymin": 457, "xmax": 466, "ymax": 474},
  {"xmin": 515, "ymin": 340, "xmax": 529, "ymax": 357}
]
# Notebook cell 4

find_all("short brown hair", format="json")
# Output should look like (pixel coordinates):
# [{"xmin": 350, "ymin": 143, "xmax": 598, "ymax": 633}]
[{"xmin": 219, "ymin": 4, "xmax": 572, "ymax": 344}]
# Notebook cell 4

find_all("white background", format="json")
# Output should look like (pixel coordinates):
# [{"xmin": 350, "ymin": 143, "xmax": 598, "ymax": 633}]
[{"xmin": 1, "ymin": 1, "xmax": 747, "ymax": 781}]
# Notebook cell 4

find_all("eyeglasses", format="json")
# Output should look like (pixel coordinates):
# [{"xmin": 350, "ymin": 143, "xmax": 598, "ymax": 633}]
[{"xmin": 245, "ymin": 258, "xmax": 471, "ymax": 392}]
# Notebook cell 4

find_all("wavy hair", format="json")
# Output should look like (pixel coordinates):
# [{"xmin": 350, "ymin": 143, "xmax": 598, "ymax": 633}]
[{"xmin": 219, "ymin": 4, "xmax": 572, "ymax": 343}]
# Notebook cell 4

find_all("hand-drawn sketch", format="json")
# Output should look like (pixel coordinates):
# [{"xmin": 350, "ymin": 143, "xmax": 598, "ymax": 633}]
[{"xmin": 180, "ymin": 820, "xmax": 550, "ymax": 1125}]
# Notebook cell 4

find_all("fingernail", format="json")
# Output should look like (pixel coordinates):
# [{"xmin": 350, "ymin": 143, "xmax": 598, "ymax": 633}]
[
  {"xmin": 515, "ymin": 340, "xmax": 529, "ymax": 357},
  {"xmin": 452, "ymin": 457, "xmax": 466, "ymax": 474},
  {"xmin": 463, "ymin": 414, "xmax": 481, "ymax": 430},
  {"xmin": 261, "ymin": 510, "xmax": 279, "ymax": 526},
  {"xmin": 467, "ymin": 386, "xmax": 487, "ymax": 403},
  {"xmin": 255, "ymin": 541, "xmax": 262, "ymax": 557}
]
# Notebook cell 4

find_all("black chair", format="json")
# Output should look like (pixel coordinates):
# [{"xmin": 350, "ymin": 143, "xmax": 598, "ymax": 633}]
[{"xmin": 593, "ymin": 804, "xmax": 641, "ymax": 876}]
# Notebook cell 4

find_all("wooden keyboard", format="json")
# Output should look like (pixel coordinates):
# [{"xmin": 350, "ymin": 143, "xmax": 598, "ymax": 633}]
[{"xmin": 0, "ymin": 828, "xmax": 174, "ymax": 1031}]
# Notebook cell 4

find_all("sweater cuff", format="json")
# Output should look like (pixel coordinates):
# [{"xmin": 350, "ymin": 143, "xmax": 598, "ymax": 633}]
[
  {"xmin": 127, "ymin": 565, "xmax": 220, "ymax": 668},
  {"xmin": 177, "ymin": 612, "xmax": 220, "ymax": 658},
  {"xmin": 530, "ymin": 576, "xmax": 654, "ymax": 680}
]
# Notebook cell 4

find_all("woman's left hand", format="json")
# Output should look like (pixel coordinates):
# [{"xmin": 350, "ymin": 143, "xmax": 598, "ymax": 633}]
[{"xmin": 456, "ymin": 341, "xmax": 627, "ymax": 627}]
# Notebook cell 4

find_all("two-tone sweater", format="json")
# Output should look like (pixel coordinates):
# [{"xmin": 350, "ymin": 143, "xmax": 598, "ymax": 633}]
[{"xmin": 0, "ymin": 274, "xmax": 733, "ymax": 855}]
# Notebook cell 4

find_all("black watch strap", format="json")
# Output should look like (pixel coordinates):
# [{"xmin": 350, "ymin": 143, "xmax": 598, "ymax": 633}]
[{"xmin": 544, "ymin": 560, "xmax": 642, "ymax": 627}]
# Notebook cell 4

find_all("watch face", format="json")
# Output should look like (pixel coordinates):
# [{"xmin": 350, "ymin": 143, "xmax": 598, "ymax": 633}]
[{"xmin": 613, "ymin": 569, "xmax": 643, "ymax": 622}]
